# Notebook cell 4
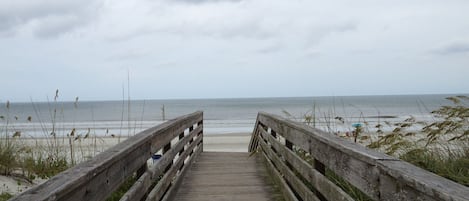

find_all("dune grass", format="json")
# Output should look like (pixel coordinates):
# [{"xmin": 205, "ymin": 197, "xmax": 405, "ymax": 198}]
[
  {"xmin": 0, "ymin": 91, "xmax": 105, "ymax": 183},
  {"xmin": 283, "ymin": 95, "xmax": 469, "ymax": 200},
  {"xmin": 367, "ymin": 96, "xmax": 469, "ymax": 186},
  {"xmin": 291, "ymin": 96, "xmax": 469, "ymax": 186},
  {"xmin": 0, "ymin": 89, "xmax": 149, "ymax": 199}
]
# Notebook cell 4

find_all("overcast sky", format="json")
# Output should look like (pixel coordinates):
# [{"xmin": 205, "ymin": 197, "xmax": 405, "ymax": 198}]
[{"xmin": 1, "ymin": 0, "xmax": 468, "ymax": 102}]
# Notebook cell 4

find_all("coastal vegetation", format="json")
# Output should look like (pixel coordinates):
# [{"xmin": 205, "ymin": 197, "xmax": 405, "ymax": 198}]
[
  {"xmin": 367, "ymin": 96, "xmax": 469, "ymax": 186},
  {"xmin": 279, "ymin": 96, "xmax": 468, "ymax": 201},
  {"xmin": 0, "ymin": 92, "xmax": 121, "ymax": 199},
  {"xmin": 0, "ymin": 88, "xmax": 152, "ymax": 200},
  {"xmin": 292, "ymin": 96, "xmax": 468, "ymax": 189}
]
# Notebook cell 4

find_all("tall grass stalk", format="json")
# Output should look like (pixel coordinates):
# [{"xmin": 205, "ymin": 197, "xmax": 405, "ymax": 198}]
[
  {"xmin": 367, "ymin": 96, "xmax": 469, "ymax": 186},
  {"xmin": 288, "ymin": 96, "xmax": 469, "ymax": 187}
]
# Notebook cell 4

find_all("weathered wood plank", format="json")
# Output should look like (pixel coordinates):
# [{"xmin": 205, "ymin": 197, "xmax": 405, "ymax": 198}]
[
  {"xmin": 253, "ymin": 112, "xmax": 469, "ymax": 201},
  {"xmin": 260, "ymin": 149, "xmax": 299, "ymax": 201},
  {"xmin": 257, "ymin": 112, "xmax": 386, "ymax": 199},
  {"xmin": 248, "ymin": 113, "xmax": 261, "ymax": 152},
  {"xmin": 119, "ymin": 125, "xmax": 203, "ymax": 201},
  {"xmin": 171, "ymin": 152, "xmax": 283, "ymax": 201},
  {"xmin": 376, "ymin": 159, "xmax": 468, "ymax": 201},
  {"xmin": 146, "ymin": 135, "xmax": 203, "ymax": 201},
  {"xmin": 11, "ymin": 111, "xmax": 203, "ymax": 201},
  {"xmin": 259, "ymin": 126, "xmax": 354, "ymax": 201},
  {"xmin": 259, "ymin": 135, "xmax": 320, "ymax": 201},
  {"xmin": 161, "ymin": 140, "xmax": 203, "ymax": 201}
]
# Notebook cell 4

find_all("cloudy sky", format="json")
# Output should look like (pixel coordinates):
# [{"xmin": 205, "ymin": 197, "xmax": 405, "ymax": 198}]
[{"xmin": 1, "ymin": 0, "xmax": 468, "ymax": 102}]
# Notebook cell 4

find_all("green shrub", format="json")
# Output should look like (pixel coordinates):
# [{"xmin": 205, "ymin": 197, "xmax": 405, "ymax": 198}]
[{"xmin": 0, "ymin": 192, "xmax": 13, "ymax": 201}]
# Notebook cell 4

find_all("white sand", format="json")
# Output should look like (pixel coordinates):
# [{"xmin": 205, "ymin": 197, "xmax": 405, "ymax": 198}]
[{"xmin": 203, "ymin": 132, "xmax": 252, "ymax": 152}]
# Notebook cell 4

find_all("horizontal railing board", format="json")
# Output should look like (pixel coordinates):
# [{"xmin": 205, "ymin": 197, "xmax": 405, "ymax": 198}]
[
  {"xmin": 252, "ymin": 112, "xmax": 469, "ymax": 201},
  {"xmin": 258, "ymin": 125, "xmax": 354, "ymax": 201},
  {"xmin": 119, "ymin": 125, "xmax": 203, "ymax": 201},
  {"xmin": 257, "ymin": 112, "xmax": 393, "ymax": 162},
  {"xmin": 261, "ymin": 151, "xmax": 299, "ymax": 201},
  {"xmin": 12, "ymin": 111, "xmax": 203, "ymax": 201},
  {"xmin": 146, "ymin": 134, "xmax": 203, "ymax": 201},
  {"xmin": 149, "ymin": 112, "xmax": 203, "ymax": 154},
  {"xmin": 161, "ymin": 141, "xmax": 203, "ymax": 201},
  {"xmin": 258, "ymin": 134, "xmax": 320, "ymax": 201},
  {"xmin": 376, "ymin": 159, "xmax": 468, "ymax": 201},
  {"xmin": 256, "ymin": 112, "xmax": 386, "ymax": 199}
]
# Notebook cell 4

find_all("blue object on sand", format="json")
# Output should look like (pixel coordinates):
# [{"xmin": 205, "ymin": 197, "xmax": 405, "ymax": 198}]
[{"xmin": 152, "ymin": 154, "xmax": 162, "ymax": 160}]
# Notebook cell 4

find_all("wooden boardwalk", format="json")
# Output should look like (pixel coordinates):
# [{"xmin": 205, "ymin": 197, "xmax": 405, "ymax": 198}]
[
  {"xmin": 11, "ymin": 111, "xmax": 469, "ymax": 201},
  {"xmin": 172, "ymin": 152, "xmax": 282, "ymax": 201}
]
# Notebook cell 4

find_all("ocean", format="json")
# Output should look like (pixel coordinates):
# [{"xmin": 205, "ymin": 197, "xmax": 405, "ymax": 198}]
[{"xmin": 0, "ymin": 94, "xmax": 463, "ymax": 137}]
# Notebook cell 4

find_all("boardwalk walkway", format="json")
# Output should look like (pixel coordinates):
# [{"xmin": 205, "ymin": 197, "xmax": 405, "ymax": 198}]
[
  {"xmin": 172, "ymin": 152, "xmax": 282, "ymax": 201},
  {"xmin": 11, "ymin": 111, "xmax": 469, "ymax": 201}
]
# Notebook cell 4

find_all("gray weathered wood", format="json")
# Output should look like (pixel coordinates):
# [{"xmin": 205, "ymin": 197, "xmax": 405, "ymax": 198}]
[
  {"xmin": 119, "ymin": 125, "xmax": 203, "ymax": 201},
  {"xmin": 248, "ymin": 113, "xmax": 261, "ymax": 152},
  {"xmin": 171, "ymin": 152, "xmax": 283, "ymax": 201},
  {"xmin": 261, "ymin": 150, "xmax": 299, "ymax": 201},
  {"xmin": 259, "ymin": 135, "xmax": 320, "ymax": 201},
  {"xmin": 258, "ymin": 125, "xmax": 354, "ymax": 201},
  {"xmin": 250, "ymin": 112, "xmax": 469, "ymax": 201},
  {"xmin": 11, "ymin": 111, "xmax": 203, "ymax": 201},
  {"xmin": 161, "ymin": 140, "xmax": 203, "ymax": 201},
  {"xmin": 146, "ymin": 134, "xmax": 203, "ymax": 201}
]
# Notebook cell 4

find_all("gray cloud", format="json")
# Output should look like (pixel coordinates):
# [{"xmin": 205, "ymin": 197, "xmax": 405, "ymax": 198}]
[
  {"xmin": 433, "ymin": 41, "xmax": 469, "ymax": 55},
  {"xmin": 33, "ymin": 14, "xmax": 89, "ymax": 39},
  {"xmin": 256, "ymin": 43, "xmax": 284, "ymax": 54},
  {"xmin": 2, "ymin": 0, "xmax": 469, "ymax": 101},
  {"xmin": 0, "ymin": 0, "xmax": 100, "ymax": 38},
  {"xmin": 293, "ymin": 21, "xmax": 358, "ymax": 50}
]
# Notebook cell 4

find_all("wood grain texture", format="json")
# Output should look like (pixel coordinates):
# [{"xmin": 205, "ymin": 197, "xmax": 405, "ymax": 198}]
[
  {"xmin": 171, "ymin": 152, "xmax": 283, "ymax": 201},
  {"xmin": 258, "ymin": 126, "xmax": 353, "ymax": 201},
  {"xmin": 252, "ymin": 112, "xmax": 469, "ymax": 201},
  {"xmin": 120, "ymin": 126, "xmax": 203, "ymax": 201},
  {"xmin": 258, "ymin": 136, "xmax": 320, "ymax": 201},
  {"xmin": 11, "ymin": 111, "xmax": 203, "ymax": 201}
]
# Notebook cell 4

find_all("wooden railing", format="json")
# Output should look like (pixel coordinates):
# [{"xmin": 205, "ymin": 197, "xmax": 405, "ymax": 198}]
[
  {"xmin": 249, "ymin": 112, "xmax": 469, "ymax": 201},
  {"xmin": 12, "ymin": 111, "xmax": 204, "ymax": 201}
]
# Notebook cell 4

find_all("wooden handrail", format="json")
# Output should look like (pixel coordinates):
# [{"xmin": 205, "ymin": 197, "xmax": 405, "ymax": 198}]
[
  {"xmin": 250, "ymin": 112, "xmax": 469, "ymax": 201},
  {"xmin": 12, "ymin": 111, "xmax": 204, "ymax": 201}
]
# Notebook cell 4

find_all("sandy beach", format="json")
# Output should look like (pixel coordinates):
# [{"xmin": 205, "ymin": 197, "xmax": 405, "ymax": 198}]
[
  {"xmin": 0, "ymin": 132, "xmax": 253, "ymax": 196},
  {"xmin": 203, "ymin": 132, "xmax": 252, "ymax": 152}
]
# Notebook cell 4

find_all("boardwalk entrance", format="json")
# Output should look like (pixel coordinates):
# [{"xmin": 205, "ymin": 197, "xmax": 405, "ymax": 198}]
[
  {"xmin": 173, "ymin": 152, "xmax": 282, "ymax": 201},
  {"xmin": 11, "ymin": 111, "xmax": 469, "ymax": 201}
]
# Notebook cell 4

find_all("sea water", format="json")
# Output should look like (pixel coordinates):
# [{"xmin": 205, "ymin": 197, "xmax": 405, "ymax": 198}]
[{"xmin": 0, "ymin": 94, "xmax": 463, "ymax": 137}]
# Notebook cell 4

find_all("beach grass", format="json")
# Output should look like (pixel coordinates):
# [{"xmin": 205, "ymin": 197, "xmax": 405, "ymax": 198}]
[
  {"xmin": 365, "ymin": 96, "xmax": 468, "ymax": 186},
  {"xmin": 279, "ymin": 95, "xmax": 469, "ymax": 201},
  {"xmin": 0, "ymin": 91, "xmax": 125, "ymax": 190}
]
